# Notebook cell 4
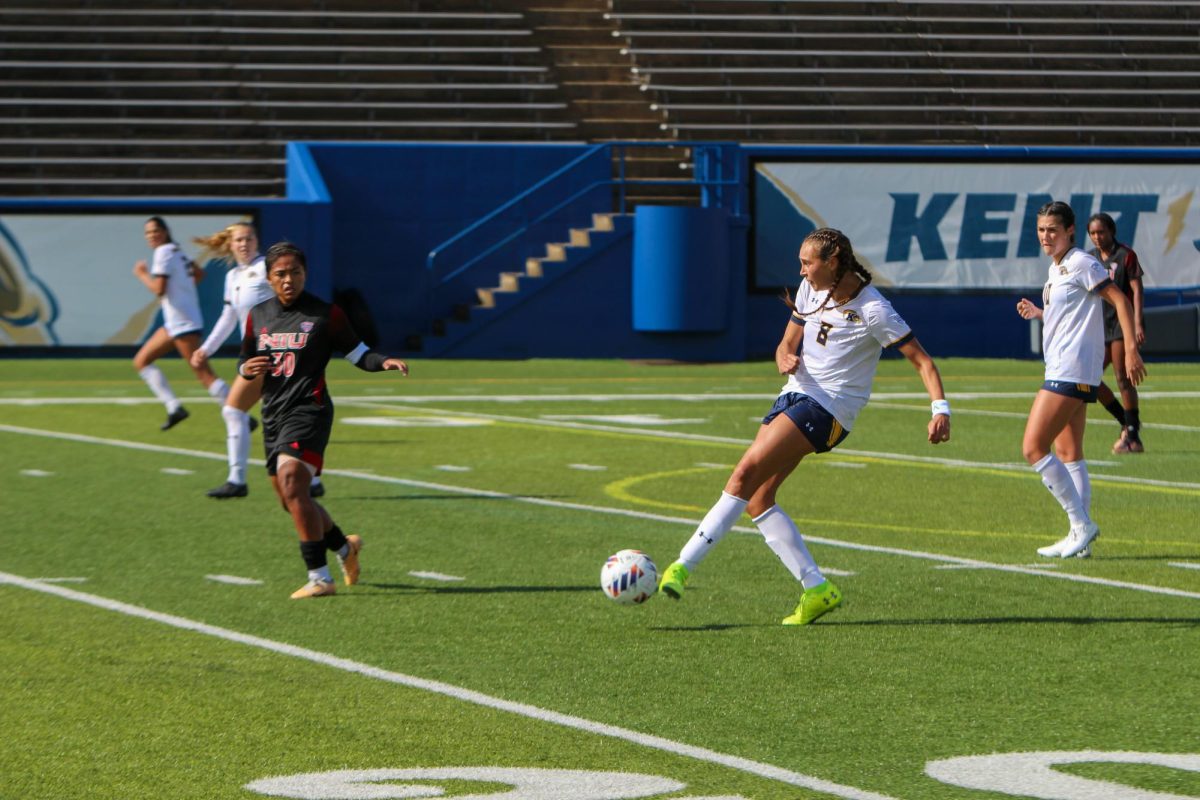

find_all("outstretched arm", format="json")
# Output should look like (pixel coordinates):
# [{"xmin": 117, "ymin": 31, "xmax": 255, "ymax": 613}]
[{"xmin": 897, "ymin": 337, "xmax": 951, "ymax": 444}]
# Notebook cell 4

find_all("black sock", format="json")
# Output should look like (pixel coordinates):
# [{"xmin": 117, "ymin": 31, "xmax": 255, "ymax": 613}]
[
  {"xmin": 1126, "ymin": 408, "xmax": 1141, "ymax": 437},
  {"xmin": 324, "ymin": 524, "xmax": 348, "ymax": 553},
  {"xmin": 1103, "ymin": 399, "xmax": 1126, "ymax": 426},
  {"xmin": 300, "ymin": 540, "xmax": 328, "ymax": 570}
]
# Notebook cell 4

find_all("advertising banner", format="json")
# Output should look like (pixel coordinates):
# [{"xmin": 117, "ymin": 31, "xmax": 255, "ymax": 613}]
[
  {"xmin": 754, "ymin": 161, "xmax": 1200, "ymax": 290},
  {"xmin": 1, "ymin": 213, "xmax": 241, "ymax": 347}
]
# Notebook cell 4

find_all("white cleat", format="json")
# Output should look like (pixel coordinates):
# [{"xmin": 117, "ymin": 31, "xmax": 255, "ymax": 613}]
[
  {"xmin": 1059, "ymin": 521, "xmax": 1100, "ymax": 559},
  {"xmin": 1037, "ymin": 533, "xmax": 1071, "ymax": 558}
]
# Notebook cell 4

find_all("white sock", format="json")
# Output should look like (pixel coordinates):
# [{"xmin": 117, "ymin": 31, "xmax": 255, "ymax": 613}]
[
  {"xmin": 1064, "ymin": 460, "xmax": 1091, "ymax": 515},
  {"xmin": 138, "ymin": 365, "xmax": 180, "ymax": 413},
  {"xmin": 1033, "ymin": 453, "xmax": 1089, "ymax": 527},
  {"xmin": 221, "ymin": 405, "xmax": 250, "ymax": 485},
  {"xmin": 754, "ymin": 505, "xmax": 825, "ymax": 589},
  {"xmin": 308, "ymin": 566, "xmax": 332, "ymax": 583},
  {"xmin": 207, "ymin": 378, "xmax": 229, "ymax": 402},
  {"xmin": 678, "ymin": 491, "xmax": 747, "ymax": 571}
]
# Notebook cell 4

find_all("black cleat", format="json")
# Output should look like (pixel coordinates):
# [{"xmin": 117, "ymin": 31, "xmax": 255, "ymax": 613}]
[
  {"xmin": 310, "ymin": 481, "xmax": 325, "ymax": 498},
  {"xmin": 207, "ymin": 481, "xmax": 248, "ymax": 499},
  {"xmin": 248, "ymin": 415, "xmax": 259, "ymax": 433},
  {"xmin": 161, "ymin": 406, "xmax": 190, "ymax": 431}
]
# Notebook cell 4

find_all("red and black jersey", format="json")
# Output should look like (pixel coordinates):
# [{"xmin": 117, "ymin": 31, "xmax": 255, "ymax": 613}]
[
  {"xmin": 1089, "ymin": 242, "xmax": 1145, "ymax": 328},
  {"xmin": 238, "ymin": 291, "xmax": 363, "ymax": 422}
]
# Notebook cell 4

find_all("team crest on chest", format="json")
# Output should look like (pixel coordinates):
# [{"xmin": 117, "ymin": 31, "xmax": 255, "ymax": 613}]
[
  {"xmin": 301, "ymin": 321, "xmax": 314, "ymax": 332},
  {"xmin": 842, "ymin": 309, "xmax": 862, "ymax": 324}
]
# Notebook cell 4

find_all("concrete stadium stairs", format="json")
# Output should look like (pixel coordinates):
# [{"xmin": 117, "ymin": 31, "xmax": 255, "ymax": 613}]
[{"xmin": 416, "ymin": 211, "xmax": 633, "ymax": 356}]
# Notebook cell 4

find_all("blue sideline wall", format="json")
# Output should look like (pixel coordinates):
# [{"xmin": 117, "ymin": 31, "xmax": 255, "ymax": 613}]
[
  {"xmin": 297, "ymin": 141, "xmax": 604, "ymax": 348},
  {"xmin": 5, "ymin": 142, "xmax": 1196, "ymax": 360}
]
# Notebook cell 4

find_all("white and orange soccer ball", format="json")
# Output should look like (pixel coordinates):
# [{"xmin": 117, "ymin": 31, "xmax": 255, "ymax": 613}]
[{"xmin": 600, "ymin": 549, "xmax": 658, "ymax": 605}]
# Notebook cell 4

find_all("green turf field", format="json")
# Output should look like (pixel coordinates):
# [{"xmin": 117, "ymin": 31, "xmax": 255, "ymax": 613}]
[{"xmin": 2, "ymin": 357, "xmax": 1197, "ymax": 800}]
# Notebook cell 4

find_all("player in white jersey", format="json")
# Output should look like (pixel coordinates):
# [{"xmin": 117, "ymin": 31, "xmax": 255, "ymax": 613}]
[
  {"xmin": 189, "ymin": 222, "xmax": 323, "ymax": 499},
  {"xmin": 132, "ymin": 216, "xmax": 229, "ymax": 430},
  {"xmin": 657, "ymin": 228, "xmax": 951, "ymax": 625},
  {"xmin": 1015, "ymin": 201, "xmax": 1145, "ymax": 559}
]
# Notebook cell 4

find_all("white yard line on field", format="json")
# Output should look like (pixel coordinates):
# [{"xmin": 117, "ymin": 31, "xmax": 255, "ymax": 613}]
[
  {"xmin": 2, "ymin": 423, "xmax": 1198, "ymax": 601},
  {"xmin": 340, "ymin": 402, "xmax": 1200, "ymax": 492},
  {"xmin": 3, "ymin": 390, "xmax": 1199, "ymax": 405},
  {"xmin": 0, "ymin": 570, "xmax": 899, "ymax": 800}
]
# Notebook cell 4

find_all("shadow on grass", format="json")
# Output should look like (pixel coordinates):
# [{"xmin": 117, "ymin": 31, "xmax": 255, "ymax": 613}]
[
  {"xmin": 650, "ymin": 624, "xmax": 763, "ymax": 632},
  {"xmin": 1091, "ymin": 554, "xmax": 1200, "ymax": 562},
  {"xmin": 832, "ymin": 616, "xmax": 1200, "ymax": 627},
  {"xmin": 352, "ymin": 583, "xmax": 595, "ymax": 595},
  {"xmin": 651, "ymin": 617, "xmax": 1200, "ymax": 630}
]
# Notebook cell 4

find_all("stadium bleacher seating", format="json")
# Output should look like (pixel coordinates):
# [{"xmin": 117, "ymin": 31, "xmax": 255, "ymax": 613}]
[
  {"xmin": 0, "ymin": 0, "xmax": 666, "ymax": 197},
  {"xmin": 612, "ymin": 0, "xmax": 1200, "ymax": 145},
  {"xmin": 3, "ymin": 1, "xmax": 1199, "ymax": 197}
]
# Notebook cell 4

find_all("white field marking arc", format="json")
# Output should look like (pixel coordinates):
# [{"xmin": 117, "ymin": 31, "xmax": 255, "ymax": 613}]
[
  {"xmin": 0, "ymin": 570, "xmax": 899, "ymax": 800},
  {"xmin": 19, "ymin": 469, "xmax": 54, "ymax": 477},
  {"xmin": 2, "ymin": 423, "xmax": 1198, "ymax": 601},
  {"xmin": 342, "ymin": 402, "xmax": 1200, "ymax": 492},
  {"xmin": 1169, "ymin": 562, "xmax": 1200, "ymax": 571}
]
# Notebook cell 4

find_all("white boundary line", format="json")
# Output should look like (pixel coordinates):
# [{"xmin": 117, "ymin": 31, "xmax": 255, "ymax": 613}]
[
  {"xmin": 340, "ymin": 402, "xmax": 1200, "ymax": 492},
  {"xmin": 0, "ymin": 570, "xmax": 898, "ymax": 800},
  {"xmin": 2, "ymin": 423, "xmax": 1198, "ymax": 600}
]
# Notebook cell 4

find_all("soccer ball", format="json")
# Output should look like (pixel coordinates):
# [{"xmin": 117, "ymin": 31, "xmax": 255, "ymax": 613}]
[{"xmin": 600, "ymin": 549, "xmax": 658, "ymax": 605}]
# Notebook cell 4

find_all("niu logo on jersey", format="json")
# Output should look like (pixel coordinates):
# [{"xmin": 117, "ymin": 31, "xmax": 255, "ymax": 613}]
[{"xmin": 258, "ymin": 331, "xmax": 310, "ymax": 351}]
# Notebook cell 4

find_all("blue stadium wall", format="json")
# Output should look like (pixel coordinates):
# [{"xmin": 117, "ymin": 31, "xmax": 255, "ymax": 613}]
[{"xmin": 3, "ymin": 142, "xmax": 1196, "ymax": 360}]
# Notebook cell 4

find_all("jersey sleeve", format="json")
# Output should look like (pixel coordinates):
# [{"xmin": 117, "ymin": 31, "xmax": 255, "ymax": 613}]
[
  {"xmin": 150, "ymin": 244, "xmax": 172, "ymax": 277},
  {"xmin": 867, "ymin": 297, "xmax": 913, "ymax": 348},
  {"xmin": 1079, "ymin": 254, "xmax": 1112, "ymax": 292},
  {"xmin": 789, "ymin": 283, "xmax": 810, "ymax": 325},
  {"xmin": 328, "ymin": 304, "xmax": 362, "ymax": 355},
  {"xmin": 331, "ymin": 304, "xmax": 391, "ymax": 371},
  {"xmin": 1124, "ymin": 248, "xmax": 1144, "ymax": 281}
]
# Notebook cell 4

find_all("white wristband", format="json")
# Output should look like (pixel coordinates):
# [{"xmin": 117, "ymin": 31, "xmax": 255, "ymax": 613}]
[{"xmin": 931, "ymin": 399, "xmax": 951, "ymax": 417}]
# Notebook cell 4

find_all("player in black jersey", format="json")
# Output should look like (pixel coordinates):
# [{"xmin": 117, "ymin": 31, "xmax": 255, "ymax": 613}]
[{"xmin": 238, "ymin": 242, "xmax": 408, "ymax": 599}]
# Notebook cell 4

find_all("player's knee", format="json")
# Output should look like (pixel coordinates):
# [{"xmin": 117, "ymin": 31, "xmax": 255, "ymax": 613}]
[{"xmin": 725, "ymin": 462, "xmax": 759, "ymax": 497}]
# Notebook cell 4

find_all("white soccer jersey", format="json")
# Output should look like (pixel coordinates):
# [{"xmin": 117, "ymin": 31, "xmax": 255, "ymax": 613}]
[
  {"xmin": 779, "ymin": 281, "xmax": 913, "ymax": 430},
  {"xmin": 149, "ymin": 242, "xmax": 203, "ymax": 337},
  {"xmin": 199, "ymin": 255, "xmax": 272, "ymax": 354},
  {"xmin": 200, "ymin": 257, "xmax": 273, "ymax": 355},
  {"xmin": 1041, "ymin": 247, "xmax": 1111, "ymax": 386}
]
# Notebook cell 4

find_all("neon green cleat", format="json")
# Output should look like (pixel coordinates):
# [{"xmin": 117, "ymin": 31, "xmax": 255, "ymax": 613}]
[
  {"xmin": 659, "ymin": 561, "xmax": 690, "ymax": 600},
  {"xmin": 781, "ymin": 580, "xmax": 843, "ymax": 625}
]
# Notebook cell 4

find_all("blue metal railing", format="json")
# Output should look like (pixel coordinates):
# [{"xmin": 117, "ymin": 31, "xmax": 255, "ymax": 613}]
[{"xmin": 424, "ymin": 141, "xmax": 742, "ymax": 332}]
